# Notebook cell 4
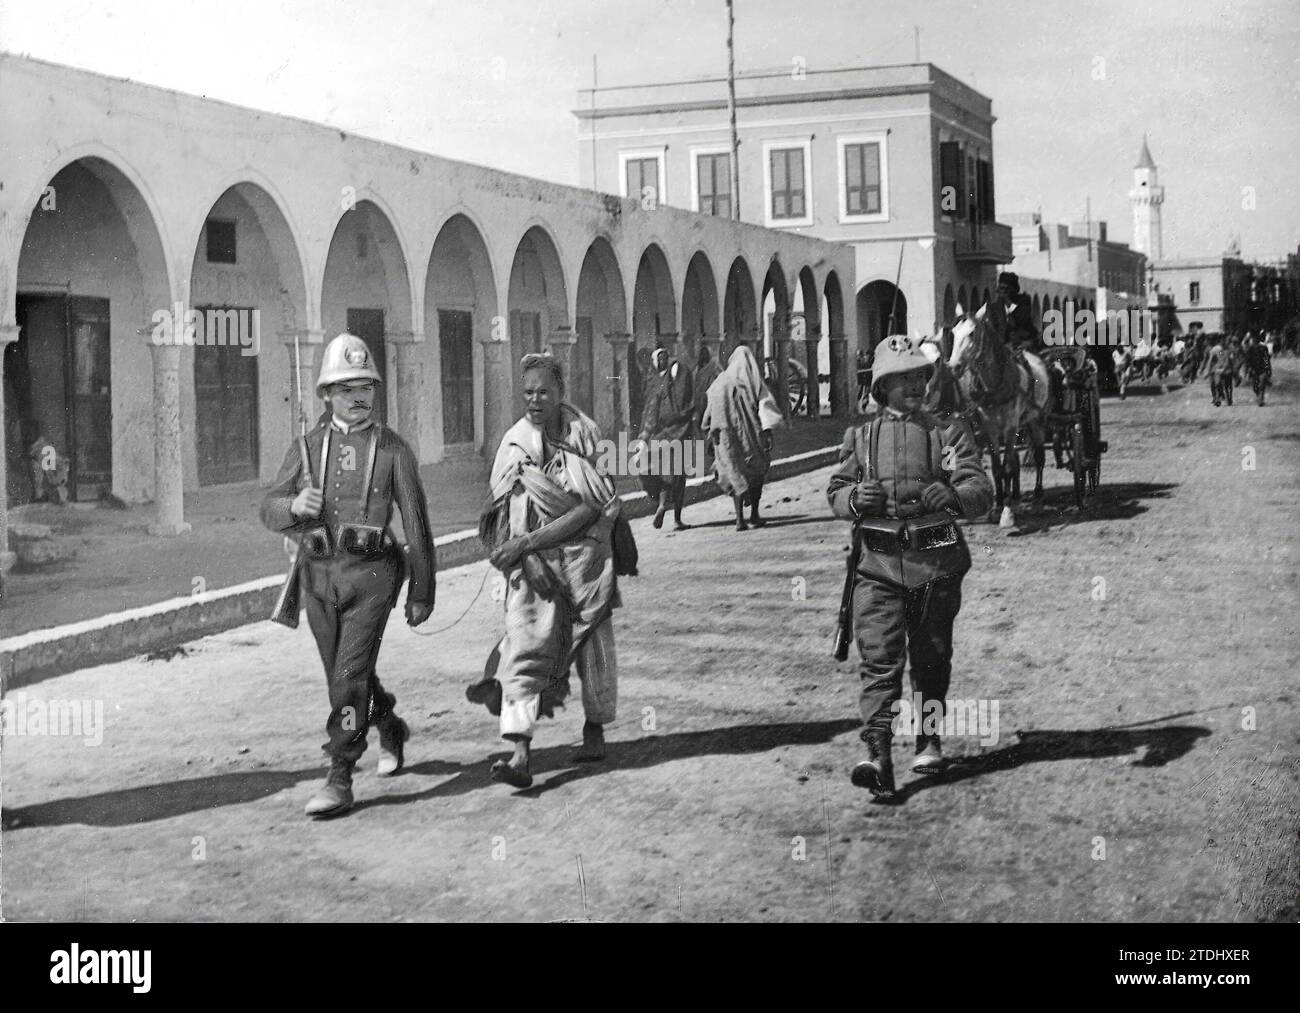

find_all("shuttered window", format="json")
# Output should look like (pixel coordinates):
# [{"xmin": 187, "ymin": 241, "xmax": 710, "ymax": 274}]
[
  {"xmin": 626, "ymin": 157, "xmax": 660, "ymax": 204},
  {"xmin": 844, "ymin": 142, "xmax": 881, "ymax": 215},
  {"xmin": 770, "ymin": 147, "xmax": 806, "ymax": 220},
  {"xmin": 939, "ymin": 141, "xmax": 965, "ymax": 217},
  {"xmin": 698, "ymin": 152, "xmax": 731, "ymax": 217}
]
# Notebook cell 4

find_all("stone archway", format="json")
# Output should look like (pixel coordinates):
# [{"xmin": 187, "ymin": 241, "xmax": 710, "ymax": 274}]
[
  {"xmin": 507, "ymin": 225, "xmax": 569, "ymax": 408},
  {"xmin": 857, "ymin": 279, "xmax": 907, "ymax": 356},
  {"xmin": 188, "ymin": 182, "xmax": 308, "ymax": 486},
  {"xmin": 321, "ymin": 199, "xmax": 414, "ymax": 435},
  {"xmin": 575, "ymin": 237, "xmax": 627, "ymax": 430},
  {"xmin": 427, "ymin": 213, "xmax": 497, "ymax": 457},
  {"xmin": 630, "ymin": 243, "xmax": 676, "ymax": 432},
  {"xmin": 13, "ymin": 156, "xmax": 173, "ymax": 522},
  {"xmin": 723, "ymin": 256, "xmax": 757, "ymax": 361},
  {"xmin": 680, "ymin": 251, "xmax": 720, "ymax": 367},
  {"xmin": 823, "ymin": 270, "xmax": 849, "ymax": 417}
]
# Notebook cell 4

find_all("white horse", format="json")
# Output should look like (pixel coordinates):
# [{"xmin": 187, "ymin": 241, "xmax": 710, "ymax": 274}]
[{"xmin": 948, "ymin": 308, "xmax": 1051, "ymax": 521}]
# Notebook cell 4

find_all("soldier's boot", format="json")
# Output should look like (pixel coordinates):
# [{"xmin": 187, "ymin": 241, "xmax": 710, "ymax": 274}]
[
  {"xmin": 376, "ymin": 714, "xmax": 410, "ymax": 777},
  {"xmin": 912, "ymin": 734, "xmax": 946, "ymax": 775},
  {"xmin": 305, "ymin": 758, "xmax": 355, "ymax": 819},
  {"xmin": 850, "ymin": 729, "xmax": 897, "ymax": 800}
]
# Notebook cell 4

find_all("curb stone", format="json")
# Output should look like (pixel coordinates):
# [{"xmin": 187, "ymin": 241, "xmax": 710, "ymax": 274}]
[{"xmin": 0, "ymin": 446, "xmax": 839, "ymax": 690}]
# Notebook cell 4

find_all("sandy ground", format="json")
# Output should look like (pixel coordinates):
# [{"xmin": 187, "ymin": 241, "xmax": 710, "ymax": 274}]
[{"xmin": 2, "ymin": 365, "xmax": 1297, "ymax": 922}]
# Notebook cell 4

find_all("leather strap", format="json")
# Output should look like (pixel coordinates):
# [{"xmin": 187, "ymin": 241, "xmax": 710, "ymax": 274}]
[{"xmin": 357, "ymin": 424, "xmax": 381, "ymax": 521}]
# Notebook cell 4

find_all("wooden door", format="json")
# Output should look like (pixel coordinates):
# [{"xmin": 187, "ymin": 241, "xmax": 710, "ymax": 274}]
[
  {"xmin": 345, "ymin": 308, "xmax": 388, "ymax": 426},
  {"xmin": 12, "ymin": 294, "xmax": 112, "ymax": 502},
  {"xmin": 438, "ymin": 309, "xmax": 474, "ymax": 445},
  {"xmin": 68, "ymin": 297, "xmax": 112, "ymax": 497},
  {"xmin": 194, "ymin": 305, "xmax": 259, "ymax": 485}
]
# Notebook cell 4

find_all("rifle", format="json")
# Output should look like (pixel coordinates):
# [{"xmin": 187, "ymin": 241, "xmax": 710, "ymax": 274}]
[
  {"xmin": 271, "ymin": 334, "xmax": 314, "ymax": 628},
  {"xmin": 833, "ymin": 417, "xmax": 878, "ymax": 660},
  {"xmin": 833, "ymin": 518, "xmax": 863, "ymax": 661}
]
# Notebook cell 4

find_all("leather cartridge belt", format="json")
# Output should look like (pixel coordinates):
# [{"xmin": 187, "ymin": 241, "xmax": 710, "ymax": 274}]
[{"xmin": 300, "ymin": 522, "xmax": 394, "ymax": 560}]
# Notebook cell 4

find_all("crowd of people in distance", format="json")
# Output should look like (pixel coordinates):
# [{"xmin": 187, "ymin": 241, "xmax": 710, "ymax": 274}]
[{"xmin": 1112, "ymin": 328, "xmax": 1278, "ymax": 406}]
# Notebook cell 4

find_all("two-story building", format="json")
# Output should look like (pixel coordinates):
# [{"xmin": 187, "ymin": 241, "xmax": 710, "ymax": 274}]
[
  {"xmin": 1151, "ymin": 256, "xmax": 1295, "ymax": 338},
  {"xmin": 575, "ymin": 63, "xmax": 1015, "ymax": 382}
]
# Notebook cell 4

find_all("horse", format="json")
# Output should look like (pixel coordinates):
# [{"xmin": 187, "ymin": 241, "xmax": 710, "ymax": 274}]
[
  {"xmin": 917, "ymin": 333, "xmax": 987, "ymax": 451},
  {"xmin": 947, "ymin": 310, "xmax": 1050, "ymax": 521}
]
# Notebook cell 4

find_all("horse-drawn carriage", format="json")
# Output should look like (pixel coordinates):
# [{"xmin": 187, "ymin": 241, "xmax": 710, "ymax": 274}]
[{"xmin": 1040, "ymin": 346, "xmax": 1107, "ymax": 509}]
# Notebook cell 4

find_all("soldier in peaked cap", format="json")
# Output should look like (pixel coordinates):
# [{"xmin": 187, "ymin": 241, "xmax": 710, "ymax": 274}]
[{"xmin": 261, "ymin": 333, "xmax": 436, "ymax": 818}]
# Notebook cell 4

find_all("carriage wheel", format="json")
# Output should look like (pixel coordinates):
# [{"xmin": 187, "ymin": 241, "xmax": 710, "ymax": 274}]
[{"xmin": 1071, "ymin": 422, "xmax": 1087, "ymax": 510}]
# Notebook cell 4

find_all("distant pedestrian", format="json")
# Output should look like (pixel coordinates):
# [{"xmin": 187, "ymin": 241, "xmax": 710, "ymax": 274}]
[
  {"xmin": 1113, "ymin": 347, "xmax": 1134, "ymax": 399},
  {"xmin": 700, "ymin": 345, "xmax": 784, "ymax": 531},
  {"xmin": 693, "ymin": 344, "xmax": 723, "ymax": 475},
  {"xmin": 1179, "ymin": 335, "xmax": 1202, "ymax": 384},
  {"xmin": 638, "ymin": 347, "xmax": 695, "ymax": 530},
  {"xmin": 1206, "ymin": 335, "xmax": 1234, "ymax": 406},
  {"xmin": 1243, "ymin": 334, "xmax": 1272, "ymax": 406}
]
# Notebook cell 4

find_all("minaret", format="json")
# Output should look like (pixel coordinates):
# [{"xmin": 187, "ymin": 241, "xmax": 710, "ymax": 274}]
[{"xmin": 1129, "ymin": 135, "xmax": 1164, "ymax": 262}]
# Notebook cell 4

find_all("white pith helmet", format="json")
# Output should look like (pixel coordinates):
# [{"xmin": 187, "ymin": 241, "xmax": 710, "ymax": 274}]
[{"xmin": 316, "ymin": 333, "xmax": 382, "ymax": 396}]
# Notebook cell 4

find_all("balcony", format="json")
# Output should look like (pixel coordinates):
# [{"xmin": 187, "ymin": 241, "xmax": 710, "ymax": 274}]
[{"xmin": 953, "ymin": 221, "xmax": 1013, "ymax": 264}]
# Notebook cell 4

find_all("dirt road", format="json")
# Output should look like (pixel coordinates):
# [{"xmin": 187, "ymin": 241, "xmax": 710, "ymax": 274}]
[{"xmin": 3, "ymin": 363, "xmax": 1296, "ymax": 922}]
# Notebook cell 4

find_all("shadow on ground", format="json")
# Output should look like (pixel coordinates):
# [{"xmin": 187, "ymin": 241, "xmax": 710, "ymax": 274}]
[
  {"xmin": 888, "ymin": 724, "xmax": 1212, "ymax": 804},
  {"xmin": 999, "ymin": 481, "xmax": 1178, "ymax": 536},
  {"xmin": 2, "ymin": 718, "xmax": 862, "ymax": 828}
]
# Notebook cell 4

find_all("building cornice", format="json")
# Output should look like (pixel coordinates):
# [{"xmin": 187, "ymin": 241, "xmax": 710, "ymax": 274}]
[{"xmin": 573, "ymin": 82, "xmax": 936, "ymax": 121}]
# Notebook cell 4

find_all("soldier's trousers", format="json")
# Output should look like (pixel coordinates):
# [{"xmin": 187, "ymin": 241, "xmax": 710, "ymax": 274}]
[
  {"xmin": 301, "ymin": 550, "xmax": 403, "ymax": 764},
  {"xmin": 853, "ymin": 574, "xmax": 964, "ymax": 738}
]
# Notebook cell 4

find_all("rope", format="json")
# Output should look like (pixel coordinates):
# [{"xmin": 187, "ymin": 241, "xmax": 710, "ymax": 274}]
[{"xmin": 410, "ymin": 564, "xmax": 494, "ymax": 636}]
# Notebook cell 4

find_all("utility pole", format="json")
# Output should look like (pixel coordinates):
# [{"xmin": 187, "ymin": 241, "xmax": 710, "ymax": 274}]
[
  {"xmin": 590, "ymin": 55, "xmax": 598, "ymax": 192},
  {"xmin": 726, "ymin": 0, "xmax": 741, "ymax": 220},
  {"xmin": 914, "ymin": 25, "xmax": 921, "ymax": 62}
]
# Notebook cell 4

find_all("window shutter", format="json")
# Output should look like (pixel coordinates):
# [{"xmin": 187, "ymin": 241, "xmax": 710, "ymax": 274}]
[
  {"xmin": 979, "ymin": 159, "xmax": 994, "ymax": 222},
  {"xmin": 976, "ymin": 160, "xmax": 990, "ymax": 224},
  {"xmin": 939, "ymin": 142, "xmax": 961, "ymax": 216}
]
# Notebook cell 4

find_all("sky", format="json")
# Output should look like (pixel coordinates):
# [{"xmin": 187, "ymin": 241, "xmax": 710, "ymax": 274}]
[{"xmin": 2, "ymin": 0, "xmax": 1297, "ymax": 260}]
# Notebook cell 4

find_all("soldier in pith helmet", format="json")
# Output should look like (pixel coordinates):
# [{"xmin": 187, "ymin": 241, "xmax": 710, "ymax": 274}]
[{"xmin": 260, "ymin": 332, "xmax": 436, "ymax": 819}]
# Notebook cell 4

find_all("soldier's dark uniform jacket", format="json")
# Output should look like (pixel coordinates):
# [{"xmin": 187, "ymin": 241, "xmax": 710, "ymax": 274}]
[
  {"xmin": 985, "ymin": 293, "xmax": 1038, "ymax": 352},
  {"xmin": 827, "ymin": 408, "xmax": 993, "ymax": 738},
  {"xmin": 261, "ymin": 418, "xmax": 435, "ymax": 763}
]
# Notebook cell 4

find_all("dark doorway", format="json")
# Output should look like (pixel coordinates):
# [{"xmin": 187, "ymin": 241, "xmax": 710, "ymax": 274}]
[
  {"xmin": 857, "ymin": 281, "xmax": 908, "ymax": 356},
  {"xmin": 11, "ymin": 294, "xmax": 112, "ymax": 502},
  {"xmin": 438, "ymin": 309, "xmax": 474, "ymax": 445},
  {"xmin": 194, "ymin": 305, "xmax": 259, "ymax": 485},
  {"xmin": 345, "ymin": 308, "xmax": 388, "ymax": 426}
]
